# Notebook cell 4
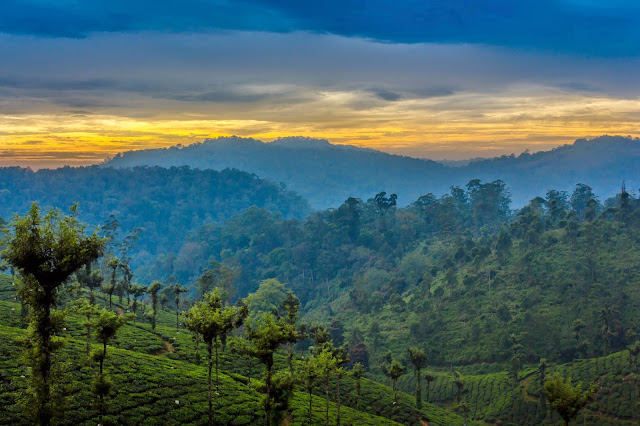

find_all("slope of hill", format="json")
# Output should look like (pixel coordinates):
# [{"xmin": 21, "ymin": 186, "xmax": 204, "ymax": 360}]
[
  {"xmin": 0, "ymin": 166, "xmax": 310, "ymax": 272},
  {"xmin": 0, "ymin": 275, "xmax": 468, "ymax": 426},
  {"xmin": 105, "ymin": 135, "xmax": 640, "ymax": 208},
  {"xmin": 152, "ymin": 180, "xmax": 640, "ymax": 424},
  {"xmin": 105, "ymin": 136, "xmax": 453, "ymax": 209},
  {"xmin": 463, "ymin": 135, "xmax": 640, "ymax": 206}
]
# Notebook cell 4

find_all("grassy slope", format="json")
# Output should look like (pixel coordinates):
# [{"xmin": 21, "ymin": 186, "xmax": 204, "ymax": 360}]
[{"xmin": 0, "ymin": 275, "xmax": 466, "ymax": 425}]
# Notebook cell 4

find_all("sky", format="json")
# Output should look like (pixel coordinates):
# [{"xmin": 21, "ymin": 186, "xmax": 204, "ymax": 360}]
[{"xmin": 1, "ymin": 1, "xmax": 639, "ymax": 168}]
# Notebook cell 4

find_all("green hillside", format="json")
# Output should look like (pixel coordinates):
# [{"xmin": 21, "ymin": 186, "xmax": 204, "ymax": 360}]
[
  {"xmin": 151, "ymin": 180, "xmax": 640, "ymax": 424},
  {"xmin": 0, "ymin": 275, "xmax": 466, "ymax": 425}
]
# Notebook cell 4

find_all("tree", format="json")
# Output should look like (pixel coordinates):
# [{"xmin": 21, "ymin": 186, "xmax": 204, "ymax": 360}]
[
  {"xmin": 183, "ymin": 288, "xmax": 244, "ymax": 425},
  {"xmin": 170, "ymin": 281, "xmax": 188, "ymax": 332},
  {"xmin": 369, "ymin": 320, "xmax": 382, "ymax": 351},
  {"xmin": 2, "ymin": 203, "xmax": 105, "ymax": 425},
  {"xmin": 92, "ymin": 309, "xmax": 131, "ymax": 424},
  {"xmin": 299, "ymin": 355, "xmax": 319, "ymax": 424},
  {"xmin": 148, "ymin": 281, "xmax": 162, "ymax": 330},
  {"xmin": 236, "ymin": 309, "xmax": 300, "ymax": 426},
  {"xmin": 572, "ymin": 319, "xmax": 586, "ymax": 359},
  {"xmin": 424, "ymin": 373, "xmax": 435, "ymax": 403},
  {"xmin": 105, "ymin": 257, "xmax": 120, "ymax": 309},
  {"xmin": 352, "ymin": 363, "xmax": 366, "ymax": 409},
  {"xmin": 407, "ymin": 346, "xmax": 427, "ymax": 409},
  {"xmin": 129, "ymin": 284, "xmax": 147, "ymax": 324},
  {"xmin": 382, "ymin": 359, "xmax": 406, "ymax": 407},
  {"xmin": 73, "ymin": 298, "xmax": 101, "ymax": 363},
  {"xmin": 195, "ymin": 260, "xmax": 238, "ymax": 301},
  {"xmin": 316, "ymin": 346, "xmax": 338, "ymax": 426},
  {"xmin": 75, "ymin": 262, "xmax": 103, "ymax": 305},
  {"xmin": 543, "ymin": 374, "xmax": 596, "ymax": 425}
]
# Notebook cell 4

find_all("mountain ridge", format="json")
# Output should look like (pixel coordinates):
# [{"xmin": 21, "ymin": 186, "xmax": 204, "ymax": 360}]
[{"xmin": 105, "ymin": 135, "xmax": 640, "ymax": 208}]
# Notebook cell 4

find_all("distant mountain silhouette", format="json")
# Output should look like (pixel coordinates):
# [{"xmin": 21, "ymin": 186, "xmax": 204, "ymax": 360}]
[{"xmin": 105, "ymin": 135, "xmax": 640, "ymax": 208}]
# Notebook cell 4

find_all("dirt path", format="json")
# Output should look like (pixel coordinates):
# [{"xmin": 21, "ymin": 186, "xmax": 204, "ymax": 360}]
[{"xmin": 149, "ymin": 334, "xmax": 175, "ymax": 356}]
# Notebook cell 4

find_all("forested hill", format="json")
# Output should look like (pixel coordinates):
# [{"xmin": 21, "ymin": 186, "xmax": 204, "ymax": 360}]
[
  {"xmin": 157, "ymin": 181, "xmax": 640, "ymax": 378},
  {"xmin": 105, "ymin": 135, "xmax": 640, "ymax": 208},
  {"xmin": 105, "ymin": 136, "xmax": 453, "ymax": 209},
  {"xmin": 0, "ymin": 166, "xmax": 309, "ymax": 265}
]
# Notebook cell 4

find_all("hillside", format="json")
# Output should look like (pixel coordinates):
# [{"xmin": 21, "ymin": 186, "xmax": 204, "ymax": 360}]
[
  {"xmin": 105, "ymin": 136, "xmax": 454, "ymax": 209},
  {"xmin": 0, "ymin": 166, "xmax": 309, "ymax": 273},
  {"xmin": 151, "ymin": 179, "xmax": 640, "ymax": 423},
  {"xmin": 0, "ymin": 275, "xmax": 467, "ymax": 425},
  {"xmin": 105, "ymin": 135, "xmax": 640, "ymax": 208}
]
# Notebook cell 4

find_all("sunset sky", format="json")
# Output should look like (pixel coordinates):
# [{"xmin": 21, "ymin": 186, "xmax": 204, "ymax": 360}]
[{"xmin": 1, "ymin": 1, "xmax": 639, "ymax": 168}]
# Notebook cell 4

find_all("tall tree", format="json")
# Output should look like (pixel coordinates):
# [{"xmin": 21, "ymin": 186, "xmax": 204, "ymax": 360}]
[
  {"xmin": 407, "ymin": 346, "xmax": 427, "ymax": 409},
  {"xmin": 299, "ymin": 354, "xmax": 319, "ymax": 424},
  {"xmin": 75, "ymin": 262, "xmax": 103, "ymax": 305},
  {"xmin": 352, "ymin": 363, "xmax": 366, "ymax": 409},
  {"xmin": 183, "ymin": 288, "xmax": 245, "ymax": 425},
  {"xmin": 195, "ymin": 261, "xmax": 238, "ymax": 301},
  {"xmin": 382, "ymin": 358, "xmax": 406, "ymax": 408},
  {"xmin": 424, "ymin": 373, "xmax": 435, "ymax": 403},
  {"xmin": 237, "ymin": 310, "xmax": 300, "ymax": 426},
  {"xmin": 73, "ymin": 298, "xmax": 100, "ymax": 364},
  {"xmin": 129, "ymin": 283, "xmax": 147, "ymax": 324},
  {"xmin": 316, "ymin": 346, "xmax": 338, "ymax": 426},
  {"xmin": 2, "ymin": 203, "xmax": 105, "ymax": 425},
  {"xmin": 105, "ymin": 257, "xmax": 120, "ymax": 309},
  {"xmin": 92, "ymin": 309, "xmax": 130, "ymax": 424},
  {"xmin": 148, "ymin": 281, "xmax": 162, "ymax": 330},
  {"xmin": 170, "ymin": 281, "xmax": 188, "ymax": 332}
]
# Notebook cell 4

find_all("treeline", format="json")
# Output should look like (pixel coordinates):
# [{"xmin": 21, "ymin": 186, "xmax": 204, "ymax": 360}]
[
  {"xmin": 153, "ymin": 180, "xmax": 640, "ymax": 371},
  {"xmin": 0, "ymin": 165, "xmax": 310, "ymax": 267},
  {"xmin": 0, "ymin": 205, "xmax": 431, "ymax": 425}
]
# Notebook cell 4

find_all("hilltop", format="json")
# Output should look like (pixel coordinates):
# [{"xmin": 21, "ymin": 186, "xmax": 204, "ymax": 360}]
[{"xmin": 105, "ymin": 135, "xmax": 640, "ymax": 208}]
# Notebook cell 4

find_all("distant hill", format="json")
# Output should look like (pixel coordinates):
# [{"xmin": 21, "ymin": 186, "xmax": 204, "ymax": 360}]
[
  {"xmin": 105, "ymin": 136, "xmax": 454, "ymax": 209},
  {"xmin": 0, "ymin": 166, "xmax": 310, "ymax": 267},
  {"xmin": 105, "ymin": 135, "xmax": 640, "ymax": 208},
  {"xmin": 462, "ymin": 135, "xmax": 640, "ymax": 205}
]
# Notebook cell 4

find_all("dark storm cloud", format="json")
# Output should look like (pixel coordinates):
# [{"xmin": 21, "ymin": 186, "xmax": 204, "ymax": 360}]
[{"xmin": 1, "ymin": 1, "xmax": 639, "ymax": 56}]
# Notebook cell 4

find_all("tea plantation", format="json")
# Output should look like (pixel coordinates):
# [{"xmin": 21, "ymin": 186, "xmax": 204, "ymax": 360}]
[{"xmin": 0, "ymin": 275, "xmax": 467, "ymax": 425}]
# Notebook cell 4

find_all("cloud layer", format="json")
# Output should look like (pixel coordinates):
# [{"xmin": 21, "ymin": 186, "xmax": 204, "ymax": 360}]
[
  {"xmin": 1, "ymin": 2, "xmax": 639, "ymax": 167},
  {"xmin": 2, "ymin": 1, "xmax": 640, "ymax": 56}
]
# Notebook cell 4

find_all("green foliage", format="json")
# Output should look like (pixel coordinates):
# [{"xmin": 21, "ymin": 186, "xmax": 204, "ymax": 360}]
[
  {"xmin": 2, "ymin": 203, "xmax": 105, "ymax": 425},
  {"xmin": 543, "ymin": 373, "xmax": 596, "ymax": 425}
]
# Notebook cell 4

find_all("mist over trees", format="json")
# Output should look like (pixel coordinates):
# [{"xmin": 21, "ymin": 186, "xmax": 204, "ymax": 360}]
[
  {"xmin": 0, "ymin": 165, "xmax": 309, "ymax": 273},
  {"xmin": 106, "ymin": 135, "xmax": 640, "ymax": 208}
]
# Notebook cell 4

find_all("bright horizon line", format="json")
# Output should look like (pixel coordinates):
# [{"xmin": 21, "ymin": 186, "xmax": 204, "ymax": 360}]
[{"xmin": 2, "ymin": 133, "xmax": 637, "ymax": 171}]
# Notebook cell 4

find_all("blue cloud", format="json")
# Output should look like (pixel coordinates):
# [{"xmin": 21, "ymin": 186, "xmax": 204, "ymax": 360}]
[{"xmin": 1, "ymin": 0, "xmax": 639, "ymax": 56}]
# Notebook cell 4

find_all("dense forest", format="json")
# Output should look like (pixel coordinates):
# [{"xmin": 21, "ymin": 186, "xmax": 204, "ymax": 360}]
[
  {"xmin": 106, "ymin": 135, "xmax": 640, "ymax": 208},
  {"xmin": 150, "ymin": 179, "xmax": 640, "ymax": 362},
  {"xmin": 0, "ymin": 165, "xmax": 309, "ymax": 268},
  {"xmin": 2, "ymin": 164, "xmax": 640, "ymax": 424}
]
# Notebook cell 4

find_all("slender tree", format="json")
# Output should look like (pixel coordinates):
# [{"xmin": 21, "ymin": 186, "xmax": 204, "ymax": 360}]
[
  {"xmin": 76, "ymin": 262, "xmax": 103, "ymax": 305},
  {"xmin": 183, "ymin": 288, "xmax": 244, "ymax": 425},
  {"xmin": 73, "ymin": 298, "xmax": 100, "ymax": 364},
  {"xmin": 408, "ymin": 346, "xmax": 427, "ymax": 409},
  {"xmin": 2, "ymin": 203, "xmax": 105, "ymax": 425},
  {"xmin": 316, "ymin": 346, "xmax": 338, "ymax": 426},
  {"xmin": 92, "ymin": 309, "xmax": 131, "ymax": 424},
  {"xmin": 352, "ymin": 363, "xmax": 366, "ymax": 409},
  {"xmin": 424, "ymin": 373, "xmax": 435, "ymax": 403},
  {"xmin": 236, "ymin": 310, "xmax": 300, "ymax": 426},
  {"xmin": 382, "ymin": 359, "xmax": 406, "ymax": 408},
  {"xmin": 129, "ymin": 283, "xmax": 147, "ymax": 324},
  {"xmin": 300, "ymin": 355, "xmax": 319, "ymax": 424},
  {"xmin": 148, "ymin": 281, "xmax": 162, "ymax": 330},
  {"xmin": 105, "ymin": 257, "xmax": 120, "ymax": 309},
  {"xmin": 171, "ymin": 282, "xmax": 188, "ymax": 332}
]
